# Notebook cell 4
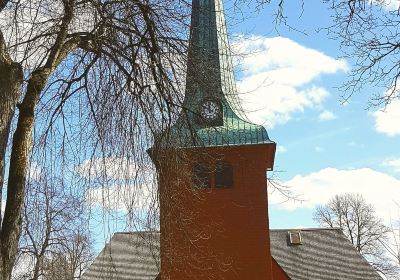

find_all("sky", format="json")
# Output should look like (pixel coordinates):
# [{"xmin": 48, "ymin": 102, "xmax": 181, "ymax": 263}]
[
  {"xmin": 222, "ymin": 0, "xmax": 400, "ymax": 229},
  {"xmin": 76, "ymin": 0, "xmax": 400, "ymax": 253},
  {"xmin": 5, "ymin": 0, "xmax": 400, "ymax": 276}
]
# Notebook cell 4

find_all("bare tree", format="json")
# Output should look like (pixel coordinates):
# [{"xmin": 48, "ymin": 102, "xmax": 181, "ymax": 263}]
[
  {"xmin": 324, "ymin": 0, "xmax": 400, "ymax": 106},
  {"xmin": 0, "ymin": 0, "xmax": 192, "ymax": 278},
  {"xmin": 41, "ymin": 231, "xmax": 93, "ymax": 280},
  {"xmin": 14, "ymin": 231, "xmax": 92, "ymax": 280},
  {"xmin": 384, "ymin": 207, "xmax": 400, "ymax": 277},
  {"xmin": 15, "ymin": 169, "xmax": 92, "ymax": 280},
  {"xmin": 314, "ymin": 193, "xmax": 399, "ymax": 277}
]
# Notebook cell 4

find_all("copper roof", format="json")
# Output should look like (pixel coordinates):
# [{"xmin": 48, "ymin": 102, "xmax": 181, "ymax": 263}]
[{"xmin": 154, "ymin": 0, "xmax": 273, "ymax": 148}]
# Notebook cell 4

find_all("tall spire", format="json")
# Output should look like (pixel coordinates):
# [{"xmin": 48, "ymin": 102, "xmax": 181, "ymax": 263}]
[
  {"xmin": 156, "ymin": 0, "xmax": 273, "ymax": 148},
  {"xmin": 185, "ymin": 0, "xmax": 243, "ymax": 119}
]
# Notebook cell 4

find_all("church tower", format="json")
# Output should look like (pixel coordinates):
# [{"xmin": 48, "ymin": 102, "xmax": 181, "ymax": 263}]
[{"xmin": 150, "ymin": 0, "xmax": 276, "ymax": 279}]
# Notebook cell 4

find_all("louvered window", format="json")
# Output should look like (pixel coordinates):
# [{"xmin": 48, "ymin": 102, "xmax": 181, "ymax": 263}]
[{"xmin": 215, "ymin": 161, "xmax": 233, "ymax": 188}]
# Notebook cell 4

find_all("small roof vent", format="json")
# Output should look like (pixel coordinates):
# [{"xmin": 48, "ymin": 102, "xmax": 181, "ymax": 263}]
[{"xmin": 288, "ymin": 230, "xmax": 302, "ymax": 245}]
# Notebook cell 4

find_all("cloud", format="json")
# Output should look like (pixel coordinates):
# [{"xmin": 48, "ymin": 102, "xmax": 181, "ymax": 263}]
[
  {"xmin": 0, "ymin": 1, "xmax": 97, "ymax": 68},
  {"xmin": 277, "ymin": 145, "xmax": 288, "ymax": 153},
  {"xmin": 82, "ymin": 157, "xmax": 156, "ymax": 212},
  {"xmin": 27, "ymin": 162, "xmax": 42, "ymax": 182},
  {"xmin": 269, "ymin": 168, "xmax": 400, "ymax": 221},
  {"xmin": 234, "ymin": 36, "xmax": 348, "ymax": 127},
  {"xmin": 75, "ymin": 157, "xmax": 139, "ymax": 180},
  {"xmin": 382, "ymin": 159, "xmax": 400, "ymax": 173},
  {"xmin": 372, "ymin": 0, "xmax": 400, "ymax": 10},
  {"xmin": 373, "ymin": 99, "xmax": 400, "ymax": 136},
  {"xmin": 12, "ymin": 254, "xmax": 34, "ymax": 280},
  {"xmin": 87, "ymin": 181, "xmax": 157, "ymax": 212},
  {"xmin": 318, "ymin": 110, "xmax": 337, "ymax": 121},
  {"xmin": 79, "ymin": 157, "xmax": 157, "ymax": 213}
]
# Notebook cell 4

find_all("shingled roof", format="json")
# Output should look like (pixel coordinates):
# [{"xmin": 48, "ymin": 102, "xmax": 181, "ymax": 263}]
[
  {"xmin": 81, "ymin": 232, "xmax": 160, "ymax": 280},
  {"xmin": 270, "ymin": 228, "xmax": 382, "ymax": 280},
  {"xmin": 82, "ymin": 229, "xmax": 382, "ymax": 280}
]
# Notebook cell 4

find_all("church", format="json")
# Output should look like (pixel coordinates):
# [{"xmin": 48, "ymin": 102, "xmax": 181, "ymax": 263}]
[{"xmin": 82, "ymin": 0, "xmax": 382, "ymax": 279}]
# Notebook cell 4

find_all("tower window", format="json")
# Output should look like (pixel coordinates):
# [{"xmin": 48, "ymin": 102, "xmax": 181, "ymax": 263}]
[
  {"xmin": 215, "ymin": 161, "xmax": 233, "ymax": 188},
  {"xmin": 192, "ymin": 162, "xmax": 211, "ymax": 188}
]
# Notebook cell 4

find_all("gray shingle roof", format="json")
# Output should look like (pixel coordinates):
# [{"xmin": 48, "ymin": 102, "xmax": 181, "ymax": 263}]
[
  {"xmin": 82, "ymin": 229, "xmax": 382, "ymax": 280},
  {"xmin": 270, "ymin": 228, "xmax": 382, "ymax": 280},
  {"xmin": 81, "ymin": 232, "xmax": 160, "ymax": 280}
]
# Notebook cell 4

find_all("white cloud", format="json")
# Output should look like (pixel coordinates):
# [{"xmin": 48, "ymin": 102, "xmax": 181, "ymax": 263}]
[
  {"xmin": 12, "ymin": 254, "xmax": 34, "ymax": 280},
  {"xmin": 318, "ymin": 110, "xmax": 337, "ymax": 121},
  {"xmin": 373, "ymin": 99, "xmax": 400, "ymax": 136},
  {"xmin": 372, "ymin": 0, "xmax": 400, "ymax": 10},
  {"xmin": 234, "ymin": 36, "xmax": 348, "ymax": 127},
  {"xmin": 277, "ymin": 145, "xmax": 288, "ymax": 153},
  {"xmin": 75, "ymin": 157, "xmax": 139, "ymax": 180},
  {"xmin": 0, "ymin": 0, "xmax": 96, "ymax": 67},
  {"xmin": 387, "ymin": 0, "xmax": 400, "ymax": 10},
  {"xmin": 382, "ymin": 159, "xmax": 400, "ymax": 173},
  {"xmin": 87, "ymin": 181, "xmax": 156, "ymax": 212},
  {"xmin": 81, "ymin": 157, "xmax": 157, "ymax": 212},
  {"xmin": 27, "ymin": 162, "xmax": 42, "ymax": 182},
  {"xmin": 269, "ymin": 168, "xmax": 400, "ymax": 222}
]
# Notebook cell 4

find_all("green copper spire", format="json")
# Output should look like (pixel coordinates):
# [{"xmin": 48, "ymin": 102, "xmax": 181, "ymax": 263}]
[
  {"xmin": 156, "ymin": 0, "xmax": 273, "ymax": 148},
  {"xmin": 185, "ymin": 0, "xmax": 244, "ymax": 119}
]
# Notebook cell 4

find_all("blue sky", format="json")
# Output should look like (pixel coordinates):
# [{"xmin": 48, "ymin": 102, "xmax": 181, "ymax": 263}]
[
  {"xmin": 5, "ymin": 1, "xmax": 399, "ymax": 275},
  {"xmin": 82, "ymin": 0, "xmax": 400, "ymax": 251},
  {"xmin": 223, "ymin": 0, "xmax": 400, "ymax": 229}
]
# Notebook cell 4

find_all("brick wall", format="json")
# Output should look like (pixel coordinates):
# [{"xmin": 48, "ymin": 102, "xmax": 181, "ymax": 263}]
[{"xmin": 156, "ymin": 143, "xmax": 276, "ymax": 279}]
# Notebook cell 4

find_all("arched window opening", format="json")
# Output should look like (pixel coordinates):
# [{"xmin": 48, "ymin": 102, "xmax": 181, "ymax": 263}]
[
  {"xmin": 192, "ymin": 162, "xmax": 211, "ymax": 188},
  {"xmin": 215, "ymin": 161, "xmax": 233, "ymax": 188}
]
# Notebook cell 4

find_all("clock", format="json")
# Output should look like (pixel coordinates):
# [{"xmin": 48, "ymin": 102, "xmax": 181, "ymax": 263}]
[{"xmin": 200, "ymin": 100, "xmax": 221, "ymax": 123}]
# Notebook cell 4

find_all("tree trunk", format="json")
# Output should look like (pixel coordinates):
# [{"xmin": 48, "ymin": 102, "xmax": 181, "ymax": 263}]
[
  {"xmin": 32, "ymin": 254, "xmax": 43, "ymax": 280},
  {"xmin": 0, "ymin": 31, "xmax": 23, "ymax": 227},
  {"xmin": 0, "ymin": 69, "xmax": 47, "ymax": 280},
  {"xmin": 0, "ymin": 29, "xmax": 23, "ymax": 280},
  {"xmin": 0, "ymin": 62, "xmax": 22, "ymax": 219},
  {"xmin": 0, "ymin": 4, "xmax": 75, "ymax": 272}
]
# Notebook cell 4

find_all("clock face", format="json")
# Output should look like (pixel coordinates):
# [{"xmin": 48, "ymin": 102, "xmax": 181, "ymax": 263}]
[{"xmin": 200, "ymin": 100, "xmax": 221, "ymax": 122}]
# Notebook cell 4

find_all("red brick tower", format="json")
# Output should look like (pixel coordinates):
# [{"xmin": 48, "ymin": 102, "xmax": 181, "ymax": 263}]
[{"xmin": 150, "ymin": 0, "xmax": 276, "ymax": 279}]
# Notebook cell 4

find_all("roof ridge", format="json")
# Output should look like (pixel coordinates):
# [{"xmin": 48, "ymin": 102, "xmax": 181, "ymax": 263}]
[
  {"xmin": 270, "ymin": 227, "xmax": 342, "ymax": 231},
  {"xmin": 114, "ymin": 228, "xmax": 344, "ymax": 235},
  {"xmin": 114, "ymin": 231, "xmax": 160, "ymax": 235}
]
